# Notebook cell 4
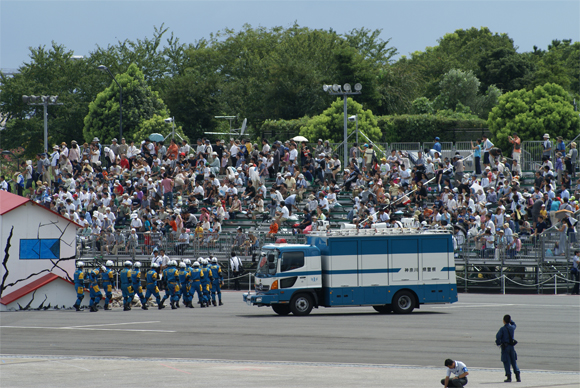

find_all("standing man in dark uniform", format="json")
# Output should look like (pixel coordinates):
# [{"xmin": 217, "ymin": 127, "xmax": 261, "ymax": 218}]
[
  {"xmin": 88, "ymin": 265, "xmax": 104, "ymax": 312},
  {"xmin": 495, "ymin": 314, "xmax": 521, "ymax": 382},
  {"xmin": 101, "ymin": 260, "xmax": 115, "ymax": 310},
  {"xmin": 73, "ymin": 261, "xmax": 86, "ymax": 311},
  {"xmin": 132, "ymin": 261, "xmax": 148, "ymax": 310},
  {"xmin": 145, "ymin": 263, "xmax": 165, "ymax": 309},
  {"xmin": 119, "ymin": 261, "xmax": 134, "ymax": 311}
]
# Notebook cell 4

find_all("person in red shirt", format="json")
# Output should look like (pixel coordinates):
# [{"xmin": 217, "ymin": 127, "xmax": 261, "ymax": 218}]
[
  {"xmin": 167, "ymin": 139, "xmax": 179, "ymax": 160},
  {"xmin": 119, "ymin": 154, "xmax": 130, "ymax": 170}
]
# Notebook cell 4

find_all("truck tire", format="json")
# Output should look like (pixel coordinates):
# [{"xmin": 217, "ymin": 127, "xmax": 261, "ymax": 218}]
[
  {"xmin": 272, "ymin": 304, "xmax": 291, "ymax": 316},
  {"xmin": 290, "ymin": 293, "xmax": 313, "ymax": 316},
  {"xmin": 391, "ymin": 290, "xmax": 415, "ymax": 314},
  {"xmin": 373, "ymin": 305, "xmax": 392, "ymax": 314}
]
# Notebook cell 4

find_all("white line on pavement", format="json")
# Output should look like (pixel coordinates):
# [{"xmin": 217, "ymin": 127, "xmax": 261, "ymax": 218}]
[
  {"xmin": 63, "ymin": 321, "xmax": 161, "ymax": 328},
  {"xmin": 0, "ymin": 326, "xmax": 175, "ymax": 333}
]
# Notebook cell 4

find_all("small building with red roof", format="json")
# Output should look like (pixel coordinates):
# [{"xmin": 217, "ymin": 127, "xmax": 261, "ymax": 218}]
[{"xmin": 0, "ymin": 190, "xmax": 80, "ymax": 311}]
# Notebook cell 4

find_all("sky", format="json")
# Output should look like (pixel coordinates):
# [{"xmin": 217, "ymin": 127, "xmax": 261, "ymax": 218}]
[{"xmin": 1, "ymin": 0, "xmax": 579, "ymax": 70}]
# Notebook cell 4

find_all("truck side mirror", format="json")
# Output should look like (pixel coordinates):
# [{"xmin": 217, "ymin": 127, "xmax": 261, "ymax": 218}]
[
  {"xmin": 268, "ymin": 255, "xmax": 275, "ymax": 263},
  {"xmin": 268, "ymin": 263, "xmax": 276, "ymax": 270}
]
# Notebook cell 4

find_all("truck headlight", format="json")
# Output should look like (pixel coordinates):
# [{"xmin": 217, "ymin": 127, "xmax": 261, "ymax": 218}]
[{"xmin": 255, "ymin": 297, "xmax": 262, "ymax": 303}]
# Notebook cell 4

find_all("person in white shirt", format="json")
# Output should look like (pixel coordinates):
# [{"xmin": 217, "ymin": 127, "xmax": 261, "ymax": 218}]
[
  {"xmin": 318, "ymin": 192, "xmax": 329, "ymax": 212},
  {"xmin": 229, "ymin": 252, "xmax": 243, "ymax": 291},
  {"xmin": 441, "ymin": 359, "xmax": 469, "ymax": 388}
]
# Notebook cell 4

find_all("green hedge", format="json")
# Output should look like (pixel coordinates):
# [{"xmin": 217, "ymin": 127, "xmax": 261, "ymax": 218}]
[{"xmin": 377, "ymin": 114, "xmax": 487, "ymax": 143}]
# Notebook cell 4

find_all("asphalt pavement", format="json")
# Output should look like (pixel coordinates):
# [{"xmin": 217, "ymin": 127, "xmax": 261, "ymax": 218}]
[{"xmin": 1, "ymin": 292, "xmax": 579, "ymax": 387}]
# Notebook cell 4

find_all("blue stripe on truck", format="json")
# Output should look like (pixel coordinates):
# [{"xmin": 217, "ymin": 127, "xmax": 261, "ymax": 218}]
[{"xmin": 322, "ymin": 268, "xmax": 401, "ymax": 275}]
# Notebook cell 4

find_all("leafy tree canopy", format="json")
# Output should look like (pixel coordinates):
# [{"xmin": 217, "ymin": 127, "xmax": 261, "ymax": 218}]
[
  {"xmin": 83, "ymin": 63, "xmax": 182, "ymax": 144},
  {"xmin": 487, "ymin": 83, "xmax": 579, "ymax": 149},
  {"xmin": 299, "ymin": 97, "xmax": 381, "ymax": 144}
]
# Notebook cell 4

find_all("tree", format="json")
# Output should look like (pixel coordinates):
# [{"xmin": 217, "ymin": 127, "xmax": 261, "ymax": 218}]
[
  {"xmin": 83, "ymin": 63, "xmax": 172, "ymax": 144},
  {"xmin": 299, "ymin": 97, "xmax": 381, "ymax": 144},
  {"xmin": 399, "ymin": 27, "xmax": 516, "ymax": 98},
  {"xmin": 487, "ymin": 83, "xmax": 579, "ymax": 149},
  {"xmin": 477, "ymin": 48, "xmax": 535, "ymax": 92},
  {"xmin": 132, "ymin": 115, "xmax": 188, "ymax": 144},
  {"xmin": 433, "ymin": 69, "xmax": 501, "ymax": 118}
]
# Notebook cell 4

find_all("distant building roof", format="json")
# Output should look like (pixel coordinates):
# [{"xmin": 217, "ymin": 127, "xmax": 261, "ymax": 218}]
[{"xmin": 0, "ymin": 190, "xmax": 82, "ymax": 227}]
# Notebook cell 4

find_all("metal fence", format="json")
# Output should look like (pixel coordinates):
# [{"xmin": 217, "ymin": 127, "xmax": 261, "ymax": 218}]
[
  {"xmin": 521, "ymin": 141, "xmax": 545, "ymax": 171},
  {"xmin": 78, "ymin": 231, "xmax": 307, "ymax": 260}
]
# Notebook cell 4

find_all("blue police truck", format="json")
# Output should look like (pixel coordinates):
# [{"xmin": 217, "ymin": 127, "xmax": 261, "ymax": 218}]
[{"xmin": 243, "ymin": 229, "xmax": 458, "ymax": 315}]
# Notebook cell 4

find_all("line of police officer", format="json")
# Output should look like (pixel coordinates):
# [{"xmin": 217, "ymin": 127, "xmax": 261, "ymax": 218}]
[{"xmin": 73, "ymin": 257, "xmax": 224, "ymax": 312}]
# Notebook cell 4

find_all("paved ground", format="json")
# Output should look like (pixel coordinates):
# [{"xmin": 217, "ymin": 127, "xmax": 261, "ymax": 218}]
[{"xmin": 1, "ymin": 293, "xmax": 579, "ymax": 387}]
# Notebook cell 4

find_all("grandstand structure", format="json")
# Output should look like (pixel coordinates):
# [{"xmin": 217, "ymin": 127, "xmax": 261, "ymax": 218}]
[{"xmin": 76, "ymin": 140, "xmax": 579, "ymax": 294}]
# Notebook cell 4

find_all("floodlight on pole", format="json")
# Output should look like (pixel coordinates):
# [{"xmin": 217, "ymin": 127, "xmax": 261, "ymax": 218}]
[
  {"xmin": 22, "ymin": 94, "xmax": 63, "ymax": 153},
  {"xmin": 97, "ymin": 65, "xmax": 123, "ymax": 140},
  {"xmin": 323, "ymin": 82, "xmax": 362, "ymax": 169}
]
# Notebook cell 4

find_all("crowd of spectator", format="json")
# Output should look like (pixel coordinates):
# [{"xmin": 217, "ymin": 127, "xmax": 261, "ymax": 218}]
[{"xmin": 0, "ymin": 131, "xmax": 578, "ymax": 260}]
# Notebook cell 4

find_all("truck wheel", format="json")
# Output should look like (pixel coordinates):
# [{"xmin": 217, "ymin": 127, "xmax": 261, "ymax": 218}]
[
  {"xmin": 272, "ymin": 304, "xmax": 291, "ymax": 316},
  {"xmin": 290, "ymin": 293, "xmax": 313, "ymax": 316},
  {"xmin": 373, "ymin": 305, "xmax": 392, "ymax": 314},
  {"xmin": 392, "ymin": 291, "xmax": 415, "ymax": 314}
]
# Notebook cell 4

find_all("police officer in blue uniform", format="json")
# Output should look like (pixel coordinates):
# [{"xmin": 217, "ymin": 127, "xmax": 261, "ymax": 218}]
[
  {"xmin": 495, "ymin": 314, "xmax": 521, "ymax": 382},
  {"xmin": 162, "ymin": 260, "xmax": 181, "ymax": 309},
  {"xmin": 201, "ymin": 258, "xmax": 213, "ymax": 307},
  {"xmin": 209, "ymin": 257, "xmax": 224, "ymax": 306},
  {"xmin": 88, "ymin": 265, "xmax": 104, "ymax": 312},
  {"xmin": 73, "ymin": 261, "xmax": 86, "ymax": 311},
  {"xmin": 119, "ymin": 260, "xmax": 134, "ymax": 311},
  {"xmin": 145, "ymin": 263, "xmax": 165, "ymax": 309},
  {"xmin": 132, "ymin": 261, "xmax": 148, "ymax": 310},
  {"xmin": 178, "ymin": 261, "xmax": 193, "ymax": 308},
  {"xmin": 101, "ymin": 260, "xmax": 115, "ymax": 310},
  {"xmin": 190, "ymin": 260, "xmax": 205, "ymax": 307}
]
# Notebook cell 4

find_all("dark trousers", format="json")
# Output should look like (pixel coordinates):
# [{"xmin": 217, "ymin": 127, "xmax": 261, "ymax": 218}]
[
  {"xmin": 233, "ymin": 270, "xmax": 241, "ymax": 290},
  {"xmin": 571, "ymin": 269, "xmax": 579, "ymax": 294},
  {"xmin": 474, "ymin": 156, "xmax": 481, "ymax": 175},
  {"xmin": 502, "ymin": 347, "xmax": 520, "ymax": 376},
  {"xmin": 441, "ymin": 377, "xmax": 467, "ymax": 387}
]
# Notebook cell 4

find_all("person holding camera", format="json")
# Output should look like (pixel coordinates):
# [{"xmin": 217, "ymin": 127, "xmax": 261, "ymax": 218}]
[{"xmin": 495, "ymin": 314, "xmax": 521, "ymax": 382}]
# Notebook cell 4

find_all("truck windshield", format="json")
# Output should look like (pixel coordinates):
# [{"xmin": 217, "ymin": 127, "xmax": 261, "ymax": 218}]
[{"xmin": 257, "ymin": 250, "xmax": 278, "ymax": 276}]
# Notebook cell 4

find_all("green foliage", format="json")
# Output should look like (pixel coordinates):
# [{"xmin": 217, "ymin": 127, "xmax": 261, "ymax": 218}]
[
  {"xmin": 433, "ymin": 69, "xmax": 501, "ymax": 119},
  {"xmin": 529, "ymin": 40, "xmax": 580, "ymax": 100},
  {"xmin": 477, "ymin": 48, "xmax": 535, "ymax": 92},
  {"xmin": 83, "ymin": 64, "xmax": 170, "ymax": 144},
  {"xmin": 299, "ymin": 98, "xmax": 381, "ymax": 143},
  {"xmin": 411, "ymin": 97, "xmax": 433, "ymax": 115},
  {"xmin": 400, "ymin": 27, "xmax": 516, "ymax": 98},
  {"xmin": 377, "ymin": 113, "xmax": 486, "ymax": 143},
  {"xmin": 132, "ymin": 115, "xmax": 188, "ymax": 144},
  {"xmin": 487, "ymin": 83, "xmax": 579, "ymax": 149}
]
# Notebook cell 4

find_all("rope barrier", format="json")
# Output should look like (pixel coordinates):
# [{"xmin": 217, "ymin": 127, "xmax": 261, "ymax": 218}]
[
  {"xmin": 455, "ymin": 275, "xmax": 502, "ymax": 283},
  {"xmin": 456, "ymin": 273, "xmax": 580, "ymax": 286}
]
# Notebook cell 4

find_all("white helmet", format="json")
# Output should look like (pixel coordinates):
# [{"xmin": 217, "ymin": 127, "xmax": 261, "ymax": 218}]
[
  {"xmin": 197, "ymin": 257, "xmax": 203, "ymax": 262},
  {"xmin": 201, "ymin": 258, "xmax": 208, "ymax": 265},
  {"xmin": 183, "ymin": 259, "xmax": 191, "ymax": 265},
  {"xmin": 151, "ymin": 262, "xmax": 160, "ymax": 268},
  {"xmin": 193, "ymin": 261, "xmax": 200, "ymax": 267},
  {"xmin": 134, "ymin": 261, "xmax": 141, "ymax": 268},
  {"xmin": 105, "ymin": 260, "xmax": 114, "ymax": 267},
  {"xmin": 124, "ymin": 260, "xmax": 133, "ymax": 267},
  {"xmin": 171, "ymin": 260, "xmax": 177, "ymax": 266},
  {"xmin": 211, "ymin": 257, "xmax": 218, "ymax": 263},
  {"xmin": 179, "ymin": 262, "xmax": 186, "ymax": 268},
  {"xmin": 100, "ymin": 265, "xmax": 106, "ymax": 272},
  {"xmin": 76, "ymin": 261, "xmax": 84, "ymax": 268}
]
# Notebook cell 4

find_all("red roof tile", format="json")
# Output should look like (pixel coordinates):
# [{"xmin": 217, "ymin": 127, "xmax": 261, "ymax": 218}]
[
  {"xmin": 0, "ymin": 273, "xmax": 73, "ymax": 305},
  {"xmin": 0, "ymin": 190, "xmax": 30, "ymax": 215}
]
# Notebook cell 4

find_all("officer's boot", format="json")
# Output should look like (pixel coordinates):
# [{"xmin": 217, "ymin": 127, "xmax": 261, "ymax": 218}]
[
  {"xmin": 90, "ymin": 305, "xmax": 98, "ymax": 312},
  {"xmin": 212, "ymin": 300, "xmax": 217, "ymax": 306},
  {"xmin": 104, "ymin": 304, "xmax": 111, "ymax": 310},
  {"xmin": 200, "ymin": 300, "xmax": 205, "ymax": 308},
  {"xmin": 515, "ymin": 372, "xmax": 521, "ymax": 382},
  {"xmin": 158, "ymin": 299, "xmax": 165, "ymax": 309},
  {"xmin": 188, "ymin": 302, "xmax": 195, "ymax": 308},
  {"xmin": 73, "ymin": 304, "xmax": 80, "ymax": 311},
  {"xmin": 504, "ymin": 374, "xmax": 512, "ymax": 382},
  {"xmin": 141, "ymin": 303, "xmax": 149, "ymax": 310},
  {"xmin": 219, "ymin": 300, "xmax": 223, "ymax": 306},
  {"xmin": 171, "ymin": 301, "xmax": 177, "ymax": 310},
  {"xmin": 123, "ymin": 302, "xmax": 130, "ymax": 311},
  {"xmin": 176, "ymin": 300, "xmax": 180, "ymax": 308}
]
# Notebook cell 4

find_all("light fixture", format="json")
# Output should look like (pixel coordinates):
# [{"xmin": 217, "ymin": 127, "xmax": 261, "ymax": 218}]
[
  {"xmin": 343, "ymin": 83, "xmax": 351, "ymax": 92},
  {"xmin": 332, "ymin": 84, "xmax": 340, "ymax": 92},
  {"xmin": 354, "ymin": 83, "xmax": 362, "ymax": 91},
  {"xmin": 323, "ymin": 85, "xmax": 332, "ymax": 92}
]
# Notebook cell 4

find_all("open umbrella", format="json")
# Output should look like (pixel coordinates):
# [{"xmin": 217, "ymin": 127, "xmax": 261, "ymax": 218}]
[
  {"xmin": 291, "ymin": 135, "xmax": 308, "ymax": 142},
  {"xmin": 149, "ymin": 133, "xmax": 165, "ymax": 142},
  {"xmin": 554, "ymin": 209, "xmax": 573, "ymax": 221}
]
